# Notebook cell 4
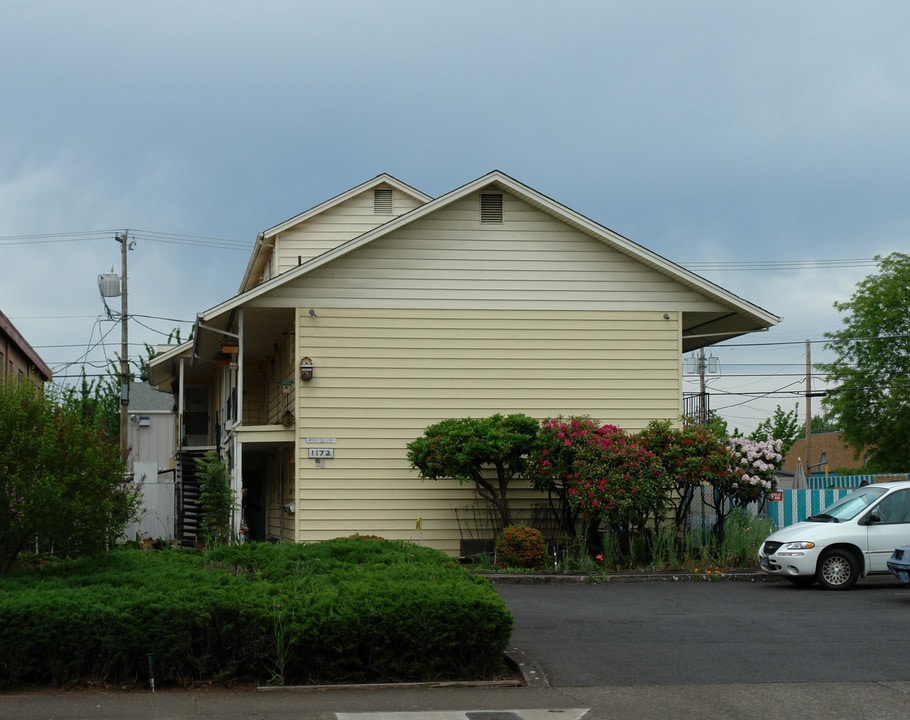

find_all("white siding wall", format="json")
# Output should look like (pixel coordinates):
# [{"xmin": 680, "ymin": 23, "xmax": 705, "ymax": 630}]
[{"xmin": 127, "ymin": 412, "xmax": 175, "ymax": 469}]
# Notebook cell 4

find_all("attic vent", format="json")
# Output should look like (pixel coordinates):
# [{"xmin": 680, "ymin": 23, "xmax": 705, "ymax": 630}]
[
  {"xmin": 373, "ymin": 187, "xmax": 393, "ymax": 214},
  {"xmin": 480, "ymin": 193, "xmax": 503, "ymax": 224}
]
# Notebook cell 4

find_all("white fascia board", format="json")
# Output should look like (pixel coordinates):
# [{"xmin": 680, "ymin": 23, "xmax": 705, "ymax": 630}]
[
  {"xmin": 262, "ymin": 173, "xmax": 432, "ymax": 238},
  {"xmin": 147, "ymin": 338, "xmax": 194, "ymax": 387}
]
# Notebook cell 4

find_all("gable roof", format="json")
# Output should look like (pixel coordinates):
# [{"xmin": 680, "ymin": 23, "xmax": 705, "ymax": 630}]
[
  {"xmin": 238, "ymin": 173, "xmax": 433, "ymax": 293},
  {"xmin": 127, "ymin": 381, "xmax": 174, "ymax": 412},
  {"xmin": 206, "ymin": 170, "xmax": 778, "ymax": 350},
  {"xmin": 0, "ymin": 308, "xmax": 52, "ymax": 381}
]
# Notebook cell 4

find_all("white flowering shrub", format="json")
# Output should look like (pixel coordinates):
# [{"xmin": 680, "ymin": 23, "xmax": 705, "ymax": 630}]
[{"xmin": 726, "ymin": 436, "xmax": 783, "ymax": 505}]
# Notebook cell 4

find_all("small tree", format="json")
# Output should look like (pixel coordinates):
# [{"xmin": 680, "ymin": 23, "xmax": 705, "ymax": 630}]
[
  {"xmin": 750, "ymin": 405, "xmax": 800, "ymax": 459},
  {"xmin": 406, "ymin": 413, "xmax": 539, "ymax": 529},
  {"xmin": 0, "ymin": 380, "xmax": 138, "ymax": 573},
  {"xmin": 195, "ymin": 451, "xmax": 234, "ymax": 548},
  {"xmin": 638, "ymin": 420, "xmax": 732, "ymax": 536},
  {"xmin": 72, "ymin": 369, "xmax": 120, "ymax": 440}
]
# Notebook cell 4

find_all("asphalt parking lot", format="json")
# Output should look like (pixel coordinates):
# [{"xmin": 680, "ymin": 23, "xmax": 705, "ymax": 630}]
[{"xmin": 493, "ymin": 574, "xmax": 910, "ymax": 687}]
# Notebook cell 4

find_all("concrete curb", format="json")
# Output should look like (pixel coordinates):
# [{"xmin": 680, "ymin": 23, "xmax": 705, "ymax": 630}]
[
  {"xmin": 505, "ymin": 646, "xmax": 549, "ymax": 688},
  {"xmin": 253, "ymin": 648, "xmax": 544, "ymax": 693},
  {"xmin": 481, "ymin": 570, "xmax": 781, "ymax": 584},
  {"xmin": 256, "ymin": 678, "xmax": 522, "ymax": 693}
]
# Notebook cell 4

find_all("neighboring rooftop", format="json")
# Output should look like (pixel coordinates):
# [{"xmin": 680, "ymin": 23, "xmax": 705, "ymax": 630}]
[{"xmin": 0, "ymin": 308, "xmax": 52, "ymax": 382}]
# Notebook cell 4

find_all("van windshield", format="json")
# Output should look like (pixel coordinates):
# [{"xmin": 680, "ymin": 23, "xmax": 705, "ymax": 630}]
[{"xmin": 806, "ymin": 486, "xmax": 888, "ymax": 522}]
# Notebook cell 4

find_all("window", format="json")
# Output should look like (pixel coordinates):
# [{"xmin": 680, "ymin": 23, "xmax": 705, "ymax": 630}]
[
  {"xmin": 480, "ymin": 193, "xmax": 503, "ymax": 224},
  {"xmin": 874, "ymin": 489, "xmax": 910, "ymax": 524},
  {"xmin": 374, "ymin": 188, "xmax": 393, "ymax": 214}
]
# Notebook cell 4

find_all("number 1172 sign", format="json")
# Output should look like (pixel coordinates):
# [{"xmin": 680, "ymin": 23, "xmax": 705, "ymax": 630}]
[{"xmin": 307, "ymin": 448, "xmax": 335, "ymax": 459}]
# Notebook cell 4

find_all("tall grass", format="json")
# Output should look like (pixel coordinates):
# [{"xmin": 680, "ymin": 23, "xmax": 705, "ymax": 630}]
[{"xmin": 534, "ymin": 510, "xmax": 773, "ymax": 574}]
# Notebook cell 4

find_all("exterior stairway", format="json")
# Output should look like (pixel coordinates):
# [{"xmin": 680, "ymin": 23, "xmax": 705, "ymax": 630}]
[{"xmin": 177, "ymin": 449, "xmax": 208, "ymax": 547}]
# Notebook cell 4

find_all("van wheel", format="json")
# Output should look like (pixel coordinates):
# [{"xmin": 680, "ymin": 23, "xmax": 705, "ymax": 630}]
[{"xmin": 816, "ymin": 548, "xmax": 860, "ymax": 590}]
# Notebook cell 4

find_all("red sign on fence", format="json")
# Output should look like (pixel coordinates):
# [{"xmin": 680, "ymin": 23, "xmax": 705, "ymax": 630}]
[{"xmin": 769, "ymin": 491, "xmax": 783, "ymax": 502}]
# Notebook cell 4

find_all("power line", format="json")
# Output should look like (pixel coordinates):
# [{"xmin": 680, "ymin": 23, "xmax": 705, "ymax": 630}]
[
  {"xmin": 131, "ymin": 229, "xmax": 251, "ymax": 251},
  {"xmin": 0, "ymin": 228, "xmax": 250, "ymax": 251},
  {"xmin": 685, "ymin": 258, "xmax": 878, "ymax": 271},
  {"xmin": 0, "ymin": 230, "xmax": 881, "ymax": 264},
  {"xmin": 0, "ymin": 230, "xmax": 115, "ymax": 244}
]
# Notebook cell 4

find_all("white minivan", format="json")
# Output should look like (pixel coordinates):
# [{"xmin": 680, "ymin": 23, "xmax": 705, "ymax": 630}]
[{"xmin": 758, "ymin": 480, "xmax": 910, "ymax": 589}]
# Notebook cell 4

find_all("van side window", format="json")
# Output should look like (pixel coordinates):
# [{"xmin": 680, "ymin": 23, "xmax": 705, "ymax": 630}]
[{"xmin": 875, "ymin": 490, "xmax": 910, "ymax": 524}]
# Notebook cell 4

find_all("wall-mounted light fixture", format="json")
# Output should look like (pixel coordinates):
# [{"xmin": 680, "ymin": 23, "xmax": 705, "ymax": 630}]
[{"xmin": 300, "ymin": 356, "xmax": 314, "ymax": 381}]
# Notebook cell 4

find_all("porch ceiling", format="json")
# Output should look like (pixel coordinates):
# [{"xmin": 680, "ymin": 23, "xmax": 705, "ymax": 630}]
[{"xmin": 194, "ymin": 306, "xmax": 294, "ymax": 367}]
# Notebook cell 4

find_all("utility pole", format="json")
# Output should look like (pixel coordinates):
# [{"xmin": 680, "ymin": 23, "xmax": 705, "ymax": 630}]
[
  {"xmin": 698, "ymin": 347, "xmax": 707, "ymax": 424},
  {"xmin": 805, "ymin": 339, "xmax": 812, "ymax": 470},
  {"xmin": 116, "ymin": 231, "xmax": 130, "ymax": 468}
]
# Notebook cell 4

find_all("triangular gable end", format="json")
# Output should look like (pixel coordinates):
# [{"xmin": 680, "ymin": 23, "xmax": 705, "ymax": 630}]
[
  {"xmin": 238, "ymin": 174, "xmax": 432, "ymax": 293},
  {"xmin": 217, "ymin": 170, "xmax": 778, "ymax": 352}
]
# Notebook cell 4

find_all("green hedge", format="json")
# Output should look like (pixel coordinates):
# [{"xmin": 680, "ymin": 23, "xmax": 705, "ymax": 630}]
[{"xmin": 0, "ymin": 537, "xmax": 513, "ymax": 688}]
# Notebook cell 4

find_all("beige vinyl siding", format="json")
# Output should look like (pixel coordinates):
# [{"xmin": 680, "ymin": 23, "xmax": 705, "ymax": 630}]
[
  {"xmin": 263, "ymin": 191, "xmax": 728, "ymax": 313},
  {"xmin": 244, "ymin": 186, "xmax": 728, "ymax": 554},
  {"xmin": 274, "ymin": 185, "xmax": 424, "ymax": 276},
  {"xmin": 292, "ymin": 307, "xmax": 681, "ymax": 554}
]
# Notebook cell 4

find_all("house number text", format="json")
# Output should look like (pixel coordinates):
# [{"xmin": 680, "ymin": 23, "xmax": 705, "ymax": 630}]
[{"xmin": 307, "ymin": 448, "xmax": 335, "ymax": 459}]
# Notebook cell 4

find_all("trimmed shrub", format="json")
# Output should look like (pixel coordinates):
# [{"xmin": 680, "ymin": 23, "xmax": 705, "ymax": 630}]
[
  {"xmin": 495, "ymin": 525, "xmax": 547, "ymax": 570},
  {"xmin": 0, "ymin": 538, "xmax": 513, "ymax": 689}
]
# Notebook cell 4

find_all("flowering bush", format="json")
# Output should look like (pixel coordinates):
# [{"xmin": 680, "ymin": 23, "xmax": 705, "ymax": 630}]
[
  {"xmin": 726, "ymin": 436, "xmax": 782, "ymax": 505},
  {"xmin": 530, "ymin": 416, "xmax": 601, "ymax": 487},
  {"xmin": 638, "ymin": 420, "xmax": 732, "ymax": 533},
  {"xmin": 527, "ymin": 417, "xmax": 602, "ymax": 536},
  {"xmin": 494, "ymin": 525, "xmax": 547, "ymax": 570},
  {"xmin": 568, "ymin": 424, "xmax": 668, "ymax": 533}
]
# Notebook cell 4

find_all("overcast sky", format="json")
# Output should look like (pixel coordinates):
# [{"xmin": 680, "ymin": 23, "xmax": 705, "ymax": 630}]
[{"xmin": 2, "ymin": 1, "xmax": 908, "ymax": 434}]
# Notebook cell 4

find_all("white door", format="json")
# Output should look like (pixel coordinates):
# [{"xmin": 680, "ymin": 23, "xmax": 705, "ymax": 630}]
[{"xmin": 865, "ymin": 488, "xmax": 910, "ymax": 571}]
